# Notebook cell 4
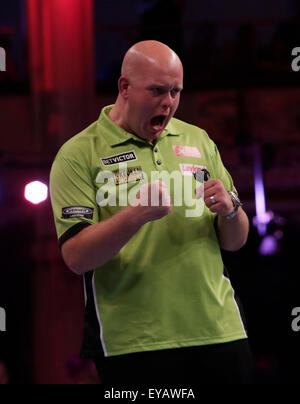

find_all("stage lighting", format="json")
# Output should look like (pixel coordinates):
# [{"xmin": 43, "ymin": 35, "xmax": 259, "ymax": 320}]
[
  {"xmin": 259, "ymin": 235, "xmax": 277, "ymax": 256},
  {"xmin": 24, "ymin": 181, "xmax": 48, "ymax": 205},
  {"xmin": 252, "ymin": 144, "xmax": 286, "ymax": 256},
  {"xmin": 253, "ymin": 144, "xmax": 269, "ymax": 236}
]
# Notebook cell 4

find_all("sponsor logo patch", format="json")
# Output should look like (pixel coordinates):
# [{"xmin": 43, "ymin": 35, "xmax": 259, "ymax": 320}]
[
  {"xmin": 173, "ymin": 145, "xmax": 201, "ymax": 158},
  {"xmin": 180, "ymin": 163, "xmax": 207, "ymax": 176},
  {"xmin": 113, "ymin": 166, "xmax": 144, "ymax": 185},
  {"xmin": 62, "ymin": 206, "xmax": 94, "ymax": 219},
  {"xmin": 101, "ymin": 150, "xmax": 137, "ymax": 166}
]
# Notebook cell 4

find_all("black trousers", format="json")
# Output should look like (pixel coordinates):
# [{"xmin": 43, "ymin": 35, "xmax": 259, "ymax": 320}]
[{"xmin": 93, "ymin": 339, "xmax": 254, "ymax": 386}]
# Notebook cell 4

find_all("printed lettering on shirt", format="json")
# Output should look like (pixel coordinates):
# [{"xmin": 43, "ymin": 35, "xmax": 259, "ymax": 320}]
[
  {"xmin": 101, "ymin": 151, "xmax": 137, "ymax": 166},
  {"xmin": 173, "ymin": 145, "xmax": 201, "ymax": 158},
  {"xmin": 62, "ymin": 206, "xmax": 94, "ymax": 219},
  {"xmin": 180, "ymin": 163, "xmax": 207, "ymax": 176}
]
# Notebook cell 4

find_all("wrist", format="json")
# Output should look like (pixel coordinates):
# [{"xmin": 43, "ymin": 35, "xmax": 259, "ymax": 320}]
[
  {"xmin": 124, "ymin": 204, "xmax": 147, "ymax": 227},
  {"xmin": 223, "ymin": 191, "xmax": 243, "ymax": 220}
]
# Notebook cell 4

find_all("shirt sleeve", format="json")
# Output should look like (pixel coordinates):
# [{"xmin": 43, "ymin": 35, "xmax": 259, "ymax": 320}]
[
  {"xmin": 50, "ymin": 151, "xmax": 100, "ymax": 248},
  {"xmin": 205, "ymin": 131, "xmax": 236, "ymax": 193}
]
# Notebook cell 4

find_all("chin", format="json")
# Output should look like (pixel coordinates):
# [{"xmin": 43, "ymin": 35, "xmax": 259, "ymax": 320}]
[
  {"xmin": 152, "ymin": 128, "xmax": 164, "ymax": 137},
  {"xmin": 140, "ymin": 132, "xmax": 160, "ymax": 142},
  {"xmin": 149, "ymin": 132, "xmax": 162, "ymax": 142},
  {"xmin": 140, "ymin": 126, "xmax": 164, "ymax": 142}
]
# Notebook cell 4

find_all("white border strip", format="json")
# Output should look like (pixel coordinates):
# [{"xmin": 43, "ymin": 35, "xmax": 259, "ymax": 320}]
[
  {"xmin": 83, "ymin": 272, "xmax": 108, "ymax": 357},
  {"xmin": 91, "ymin": 272, "xmax": 108, "ymax": 356},
  {"xmin": 222, "ymin": 274, "xmax": 248, "ymax": 338}
]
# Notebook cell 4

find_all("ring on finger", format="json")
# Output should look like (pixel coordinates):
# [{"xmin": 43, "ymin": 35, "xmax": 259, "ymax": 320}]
[{"xmin": 210, "ymin": 195, "xmax": 217, "ymax": 205}]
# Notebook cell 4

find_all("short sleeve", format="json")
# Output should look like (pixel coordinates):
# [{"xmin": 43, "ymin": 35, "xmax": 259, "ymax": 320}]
[
  {"xmin": 204, "ymin": 131, "xmax": 235, "ymax": 193},
  {"xmin": 50, "ymin": 152, "xmax": 100, "ymax": 248}
]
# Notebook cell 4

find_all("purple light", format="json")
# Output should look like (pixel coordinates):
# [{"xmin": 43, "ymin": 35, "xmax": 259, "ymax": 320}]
[
  {"xmin": 24, "ymin": 181, "xmax": 48, "ymax": 205},
  {"xmin": 259, "ymin": 235, "xmax": 278, "ymax": 256},
  {"xmin": 253, "ymin": 145, "xmax": 268, "ymax": 236},
  {"xmin": 252, "ymin": 211, "xmax": 274, "ymax": 230}
]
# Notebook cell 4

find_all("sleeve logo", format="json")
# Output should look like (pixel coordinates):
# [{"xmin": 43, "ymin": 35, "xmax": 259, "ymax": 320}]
[{"xmin": 62, "ymin": 206, "xmax": 94, "ymax": 219}]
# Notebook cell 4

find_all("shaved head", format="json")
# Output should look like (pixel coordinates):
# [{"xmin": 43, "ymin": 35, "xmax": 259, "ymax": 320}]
[
  {"xmin": 121, "ymin": 40, "xmax": 183, "ymax": 83},
  {"xmin": 109, "ymin": 40, "xmax": 183, "ymax": 142}
]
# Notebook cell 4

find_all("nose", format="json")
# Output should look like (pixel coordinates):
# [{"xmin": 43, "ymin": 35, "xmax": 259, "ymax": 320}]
[{"xmin": 161, "ymin": 91, "xmax": 174, "ymax": 110}]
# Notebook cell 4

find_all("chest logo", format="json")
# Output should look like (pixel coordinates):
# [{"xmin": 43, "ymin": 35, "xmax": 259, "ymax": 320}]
[
  {"xmin": 180, "ymin": 163, "xmax": 207, "ymax": 176},
  {"xmin": 173, "ymin": 145, "xmax": 201, "ymax": 158},
  {"xmin": 113, "ymin": 166, "xmax": 144, "ymax": 185},
  {"xmin": 101, "ymin": 150, "xmax": 137, "ymax": 166}
]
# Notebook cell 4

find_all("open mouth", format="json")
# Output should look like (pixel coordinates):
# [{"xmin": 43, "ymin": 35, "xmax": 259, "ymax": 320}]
[{"xmin": 150, "ymin": 115, "xmax": 167, "ymax": 131}]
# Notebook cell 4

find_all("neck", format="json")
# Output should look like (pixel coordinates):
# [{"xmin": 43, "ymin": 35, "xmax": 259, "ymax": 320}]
[{"xmin": 108, "ymin": 97, "xmax": 124, "ymax": 128}]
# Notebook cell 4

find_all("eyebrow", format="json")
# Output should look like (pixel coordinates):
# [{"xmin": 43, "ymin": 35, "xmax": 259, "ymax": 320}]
[{"xmin": 146, "ymin": 84, "xmax": 183, "ymax": 91}]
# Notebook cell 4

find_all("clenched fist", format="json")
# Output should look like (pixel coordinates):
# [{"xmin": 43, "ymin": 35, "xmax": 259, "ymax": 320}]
[
  {"xmin": 131, "ymin": 180, "xmax": 172, "ymax": 224},
  {"xmin": 196, "ymin": 179, "xmax": 234, "ymax": 217}
]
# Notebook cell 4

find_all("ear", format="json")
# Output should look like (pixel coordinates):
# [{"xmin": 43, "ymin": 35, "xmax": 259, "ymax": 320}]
[{"xmin": 118, "ymin": 76, "xmax": 130, "ymax": 99}]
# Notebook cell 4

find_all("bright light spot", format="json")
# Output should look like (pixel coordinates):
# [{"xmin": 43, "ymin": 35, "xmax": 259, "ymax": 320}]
[
  {"xmin": 253, "ymin": 144, "xmax": 268, "ymax": 236},
  {"xmin": 259, "ymin": 235, "xmax": 278, "ymax": 256},
  {"xmin": 24, "ymin": 181, "xmax": 48, "ymax": 205},
  {"xmin": 252, "ymin": 211, "xmax": 274, "ymax": 228}
]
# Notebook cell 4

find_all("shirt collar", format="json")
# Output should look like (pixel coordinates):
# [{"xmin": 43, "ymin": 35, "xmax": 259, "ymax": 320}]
[{"xmin": 97, "ymin": 105, "xmax": 182, "ymax": 147}]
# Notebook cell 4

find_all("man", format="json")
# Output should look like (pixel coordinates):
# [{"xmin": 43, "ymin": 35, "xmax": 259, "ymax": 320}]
[{"xmin": 50, "ymin": 40, "xmax": 253, "ymax": 385}]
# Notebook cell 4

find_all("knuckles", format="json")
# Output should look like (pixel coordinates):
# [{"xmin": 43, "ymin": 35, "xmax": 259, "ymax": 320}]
[{"xmin": 205, "ymin": 179, "xmax": 225, "ymax": 192}]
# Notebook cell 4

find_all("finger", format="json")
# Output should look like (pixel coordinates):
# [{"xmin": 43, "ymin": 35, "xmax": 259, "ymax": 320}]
[
  {"xmin": 204, "ymin": 183, "xmax": 218, "ymax": 198},
  {"xmin": 161, "ymin": 191, "xmax": 171, "ymax": 206},
  {"xmin": 204, "ymin": 195, "xmax": 219, "ymax": 208},
  {"xmin": 195, "ymin": 185, "xmax": 204, "ymax": 199},
  {"xmin": 207, "ymin": 202, "xmax": 223, "ymax": 214},
  {"xmin": 204, "ymin": 179, "xmax": 226, "ymax": 195},
  {"xmin": 204, "ymin": 180, "xmax": 218, "ymax": 192},
  {"xmin": 204, "ymin": 188, "xmax": 217, "ymax": 200},
  {"xmin": 204, "ymin": 193, "xmax": 229, "ymax": 208}
]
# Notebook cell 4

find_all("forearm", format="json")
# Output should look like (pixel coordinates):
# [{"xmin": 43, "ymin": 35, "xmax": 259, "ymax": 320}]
[
  {"xmin": 61, "ymin": 181, "xmax": 172, "ymax": 275},
  {"xmin": 62, "ymin": 205, "xmax": 143, "ymax": 275},
  {"xmin": 216, "ymin": 208, "xmax": 249, "ymax": 251}
]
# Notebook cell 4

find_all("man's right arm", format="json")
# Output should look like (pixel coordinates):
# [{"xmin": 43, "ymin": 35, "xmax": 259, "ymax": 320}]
[{"xmin": 61, "ymin": 181, "xmax": 172, "ymax": 275}]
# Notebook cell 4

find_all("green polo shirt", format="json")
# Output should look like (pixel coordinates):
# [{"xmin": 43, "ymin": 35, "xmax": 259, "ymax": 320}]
[{"xmin": 50, "ymin": 105, "xmax": 247, "ymax": 358}]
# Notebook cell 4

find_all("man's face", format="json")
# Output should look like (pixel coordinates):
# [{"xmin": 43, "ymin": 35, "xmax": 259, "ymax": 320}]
[{"xmin": 124, "ymin": 62, "xmax": 183, "ymax": 142}]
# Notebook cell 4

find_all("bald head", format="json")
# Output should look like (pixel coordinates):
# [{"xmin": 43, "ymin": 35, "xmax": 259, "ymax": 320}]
[
  {"xmin": 109, "ymin": 40, "xmax": 183, "ymax": 142},
  {"xmin": 121, "ymin": 40, "xmax": 183, "ymax": 82}
]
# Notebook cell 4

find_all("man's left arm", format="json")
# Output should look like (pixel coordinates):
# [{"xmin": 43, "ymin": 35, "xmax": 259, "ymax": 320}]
[
  {"xmin": 216, "ymin": 207, "xmax": 249, "ymax": 251},
  {"xmin": 202, "ymin": 179, "xmax": 249, "ymax": 251}
]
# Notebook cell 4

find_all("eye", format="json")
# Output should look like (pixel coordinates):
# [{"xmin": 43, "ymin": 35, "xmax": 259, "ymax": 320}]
[
  {"xmin": 171, "ymin": 88, "xmax": 181, "ymax": 98},
  {"xmin": 151, "ymin": 87, "xmax": 163, "ymax": 96}
]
